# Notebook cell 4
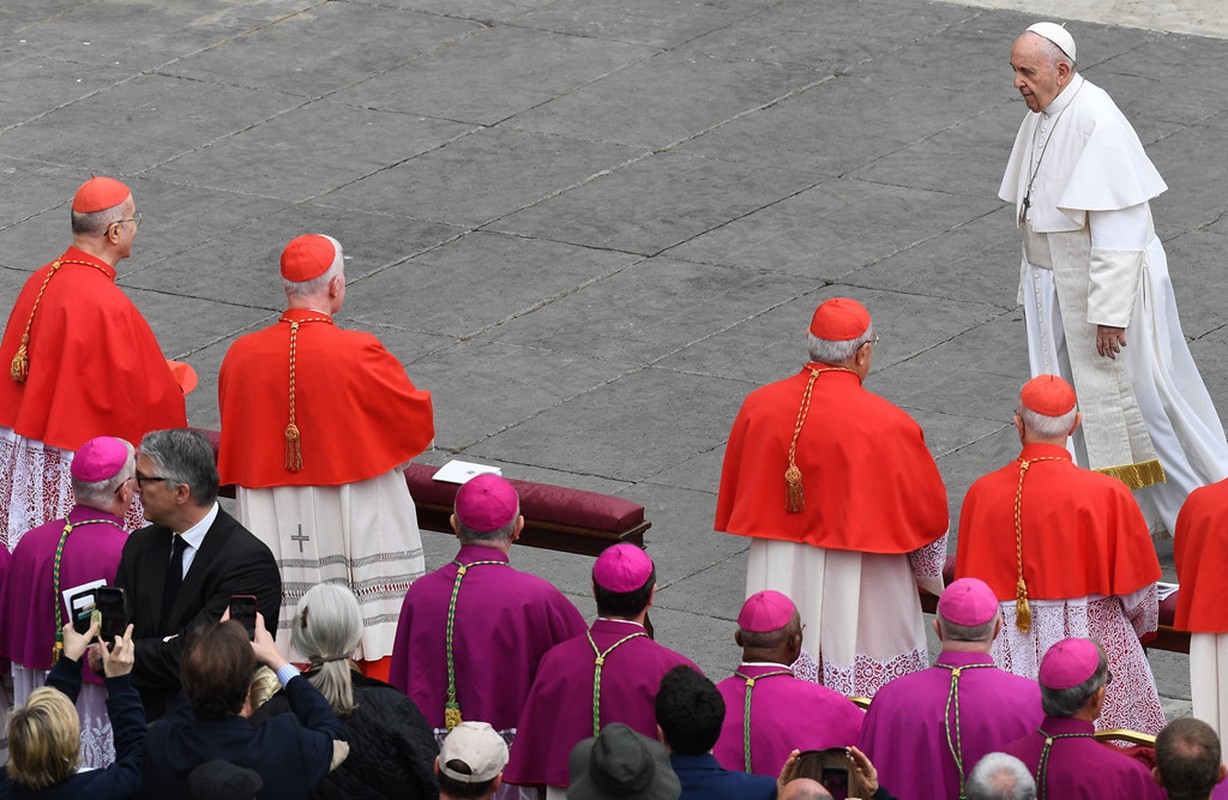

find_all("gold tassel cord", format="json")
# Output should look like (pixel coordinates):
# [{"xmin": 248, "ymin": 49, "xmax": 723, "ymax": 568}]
[
  {"xmin": 285, "ymin": 320, "xmax": 304, "ymax": 472},
  {"xmin": 784, "ymin": 366, "xmax": 855, "ymax": 514},
  {"xmin": 9, "ymin": 259, "xmax": 111, "ymax": 384},
  {"xmin": 10, "ymin": 261, "xmax": 63, "ymax": 383},
  {"xmin": 280, "ymin": 314, "xmax": 333, "ymax": 472},
  {"xmin": 1012, "ymin": 455, "xmax": 1064, "ymax": 634},
  {"xmin": 10, "ymin": 334, "xmax": 30, "ymax": 384}
]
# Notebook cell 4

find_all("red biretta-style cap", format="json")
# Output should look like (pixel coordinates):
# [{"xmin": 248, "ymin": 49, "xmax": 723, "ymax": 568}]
[
  {"xmin": 280, "ymin": 234, "xmax": 343, "ymax": 282},
  {"xmin": 72, "ymin": 176, "xmax": 130, "ymax": 213},
  {"xmin": 1020, "ymin": 374, "xmax": 1077, "ymax": 416},
  {"xmin": 809, "ymin": 297, "xmax": 871, "ymax": 341}
]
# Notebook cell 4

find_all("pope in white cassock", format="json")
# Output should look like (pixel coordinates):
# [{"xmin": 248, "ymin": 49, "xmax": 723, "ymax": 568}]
[{"xmin": 1000, "ymin": 22, "xmax": 1228, "ymax": 534}]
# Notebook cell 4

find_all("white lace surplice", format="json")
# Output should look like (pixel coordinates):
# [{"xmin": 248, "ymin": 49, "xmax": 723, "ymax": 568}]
[
  {"xmin": 747, "ymin": 534, "xmax": 947, "ymax": 698},
  {"xmin": 0, "ymin": 427, "xmax": 145, "ymax": 549},
  {"xmin": 992, "ymin": 588, "xmax": 1164, "ymax": 735}
]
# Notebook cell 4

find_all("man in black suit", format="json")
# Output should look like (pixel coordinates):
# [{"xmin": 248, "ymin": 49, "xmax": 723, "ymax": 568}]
[{"xmin": 113, "ymin": 427, "xmax": 281, "ymax": 720}]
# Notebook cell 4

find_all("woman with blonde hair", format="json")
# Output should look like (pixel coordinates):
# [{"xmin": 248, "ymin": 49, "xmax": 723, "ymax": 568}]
[
  {"xmin": 252, "ymin": 582, "xmax": 439, "ymax": 798},
  {"xmin": 0, "ymin": 619, "xmax": 142, "ymax": 798}
]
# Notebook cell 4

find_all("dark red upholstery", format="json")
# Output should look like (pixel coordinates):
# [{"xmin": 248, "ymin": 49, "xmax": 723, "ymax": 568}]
[
  {"xmin": 403, "ymin": 463, "xmax": 643, "ymax": 532},
  {"xmin": 196, "ymin": 428, "xmax": 648, "ymax": 555}
]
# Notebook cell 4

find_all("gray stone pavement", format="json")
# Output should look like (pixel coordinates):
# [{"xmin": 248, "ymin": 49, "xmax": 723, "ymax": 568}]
[{"xmin": 3, "ymin": 0, "xmax": 1227, "ymax": 718}]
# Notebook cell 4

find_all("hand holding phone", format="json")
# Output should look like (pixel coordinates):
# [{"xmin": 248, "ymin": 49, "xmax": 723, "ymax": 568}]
[{"xmin": 228, "ymin": 595, "xmax": 258, "ymax": 641}]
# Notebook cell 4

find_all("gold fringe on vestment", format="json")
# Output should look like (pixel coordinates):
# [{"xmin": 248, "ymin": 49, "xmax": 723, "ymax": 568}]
[{"xmin": 1094, "ymin": 459, "xmax": 1166, "ymax": 490}]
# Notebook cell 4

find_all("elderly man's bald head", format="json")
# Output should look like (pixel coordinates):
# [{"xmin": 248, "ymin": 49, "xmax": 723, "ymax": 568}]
[{"xmin": 779, "ymin": 778, "xmax": 833, "ymax": 800}]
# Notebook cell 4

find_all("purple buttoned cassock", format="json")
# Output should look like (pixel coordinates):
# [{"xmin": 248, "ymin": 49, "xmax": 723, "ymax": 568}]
[
  {"xmin": 1002, "ymin": 716, "xmax": 1166, "ymax": 800},
  {"xmin": 503, "ymin": 618, "xmax": 699, "ymax": 788},
  {"xmin": 858, "ymin": 651, "xmax": 1042, "ymax": 800},
  {"xmin": 0, "ymin": 506, "xmax": 128, "ymax": 685},
  {"xmin": 388, "ymin": 544, "xmax": 586, "ymax": 731},
  {"xmin": 713, "ymin": 663, "xmax": 864, "ymax": 776}
]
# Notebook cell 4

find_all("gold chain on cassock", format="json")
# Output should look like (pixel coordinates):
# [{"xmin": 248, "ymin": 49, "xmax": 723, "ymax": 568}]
[
  {"xmin": 443, "ymin": 559, "xmax": 508, "ymax": 729},
  {"xmin": 784, "ymin": 366, "xmax": 857, "ymax": 513},
  {"xmin": 11, "ymin": 259, "xmax": 111, "ymax": 383},
  {"xmin": 937, "ymin": 662, "xmax": 995, "ymax": 799},
  {"xmin": 733, "ymin": 669, "xmax": 792, "ymax": 773},
  {"xmin": 1035, "ymin": 728, "xmax": 1094, "ymax": 800},
  {"xmin": 51, "ymin": 517, "xmax": 123, "ymax": 663},
  {"xmin": 1012, "ymin": 456, "xmax": 1064, "ymax": 633},
  {"xmin": 281, "ymin": 314, "xmax": 332, "ymax": 471},
  {"xmin": 586, "ymin": 629, "xmax": 648, "ymax": 735}
]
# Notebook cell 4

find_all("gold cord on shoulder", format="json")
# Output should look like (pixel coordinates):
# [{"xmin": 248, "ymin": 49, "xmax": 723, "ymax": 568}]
[
  {"xmin": 784, "ymin": 366, "xmax": 855, "ymax": 513},
  {"xmin": 1012, "ymin": 455, "xmax": 1064, "ymax": 633},
  {"xmin": 11, "ymin": 259, "xmax": 112, "ymax": 383},
  {"xmin": 281, "ymin": 314, "xmax": 333, "ymax": 472}
]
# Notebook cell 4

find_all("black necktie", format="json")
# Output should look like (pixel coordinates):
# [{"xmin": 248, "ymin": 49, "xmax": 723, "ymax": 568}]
[{"xmin": 161, "ymin": 535, "xmax": 188, "ymax": 629}]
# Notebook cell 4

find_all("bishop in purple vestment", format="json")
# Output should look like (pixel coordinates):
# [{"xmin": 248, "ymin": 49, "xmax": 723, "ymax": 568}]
[
  {"xmin": 0, "ymin": 437, "xmax": 134, "ymax": 683},
  {"xmin": 860, "ymin": 578, "xmax": 1042, "ymax": 800},
  {"xmin": 388, "ymin": 474, "xmax": 585, "ymax": 733},
  {"xmin": 0, "ymin": 436, "xmax": 134, "ymax": 769},
  {"xmin": 1001, "ymin": 637, "xmax": 1164, "ymax": 799},
  {"xmin": 504, "ymin": 544, "xmax": 698, "ymax": 791},
  {"xmin": 713, "ymin": 590, "xmax": 863, "ymax": 776}
]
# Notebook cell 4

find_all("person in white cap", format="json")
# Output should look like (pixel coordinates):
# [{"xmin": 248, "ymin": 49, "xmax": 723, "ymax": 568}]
[
  {"xmin": 438, "ymin": 721, "xmax": 510, "ymax": 800},
  {"xmin": 1000, "ymin": 22, "xmax": 1228, "ymax": 536},
  {"xmin": 218, "ymin": 233, "xmax": 435, "ymax": 673}
]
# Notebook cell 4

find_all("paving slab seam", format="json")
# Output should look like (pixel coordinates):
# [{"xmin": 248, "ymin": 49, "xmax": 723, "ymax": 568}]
[
  {"xmin": 473, "ymin": 154, "xmax": 657, "ymax": 232},
  {"xmin": 436, "ymin": 257, "xmax": 650, "ymax": 343},
  {"xmin": 647, "ymin": 175, "xmax": 829, "ymax": 260},
  {"xmin": 162, "ymin": 314, "xmax": 280, "ymax": 362},
  {"xmin": 654, "ymin": 549, "xmax": 749, "ymax": 596}
]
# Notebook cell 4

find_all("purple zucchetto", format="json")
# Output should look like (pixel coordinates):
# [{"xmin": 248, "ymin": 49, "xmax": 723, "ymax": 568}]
[
  {"xmin": 593, "ymin": 543, "xmax": 653, "ymax": 593},
  {"xmin": 70, "ymin": 436, "xmax": 129, "ymax": 482}
]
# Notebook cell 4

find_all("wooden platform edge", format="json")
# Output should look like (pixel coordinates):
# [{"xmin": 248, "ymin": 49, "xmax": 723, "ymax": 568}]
[{"xmin": 415, "ymin": 500, "xmax": 649, "ymax": 557}]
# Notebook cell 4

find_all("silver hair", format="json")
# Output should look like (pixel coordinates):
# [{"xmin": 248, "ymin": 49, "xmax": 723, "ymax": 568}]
[
  {"xmin": 1040, "ymin": 643, "xmax": 1108, "ymax": 717},
  {"xmin": 138, "ymin": 429, "xmax": 219, "ymax": 507},
  {"xmin": 456, "ymin": 513, "xmax": 520, "ymax": 545},
  {"xmin": 966, "ymin": 753, "xmax": 1037, "ymax": 800},
  {"xmin": 71, "ymin": 440, "xmax": 135, "ymax": 509},
  {"xmin": 292, "ymin": 583, "xmax": 362, "ymax": 717},
  {"xmin": 1017, "ymin": 405, "xmax": 1077, "ymax": 439},
  {"xmin": 937, "ymin": 614, "xmax": 999, "ymax": 644},
  {"xmin": 282, "ymin": 235, "xmax": 344, "ymax": 298},
  {"xmin": 807, "ymin": 324, "xmax": 874, "ymax": 366},
  {"xmin": 70, "ymin": 204, "xmax": 127, "ymax": 237}
]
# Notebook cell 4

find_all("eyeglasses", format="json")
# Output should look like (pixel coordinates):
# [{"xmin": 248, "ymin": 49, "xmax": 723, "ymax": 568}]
[
  {"xmin": 110, "ymin": 211, "xmax": 141, "ymax": 231},
  {"xmin": 134, "ymin": 472, "xmax": 168, "ymax": 487},
  {"xmin": 115, "ymin": 475, "xmax": 136, "ymax": 495},
  {"xmin": 861, "ymin": 335, "xmax": 881, "ymax": 349}
]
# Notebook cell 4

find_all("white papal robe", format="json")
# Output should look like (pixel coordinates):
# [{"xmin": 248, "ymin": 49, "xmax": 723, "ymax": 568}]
[{"xmin": 1001, "ymin": 73, "xmax": 1228, "ymax": 534}]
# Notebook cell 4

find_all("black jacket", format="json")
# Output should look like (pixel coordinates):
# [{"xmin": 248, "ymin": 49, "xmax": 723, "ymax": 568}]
[
  {"xmin": 113, "ymin": 508, "xmax": 281, "ymax": 720},
  {"xmin": 253, "ymin": 671, "xmax": 439, "ymax": 800}
]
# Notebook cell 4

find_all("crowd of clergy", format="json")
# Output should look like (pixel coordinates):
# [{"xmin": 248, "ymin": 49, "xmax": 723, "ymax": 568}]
[{"xmin": 3, "ymin": 36, "xmax": 1228, "ymax": 792}]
